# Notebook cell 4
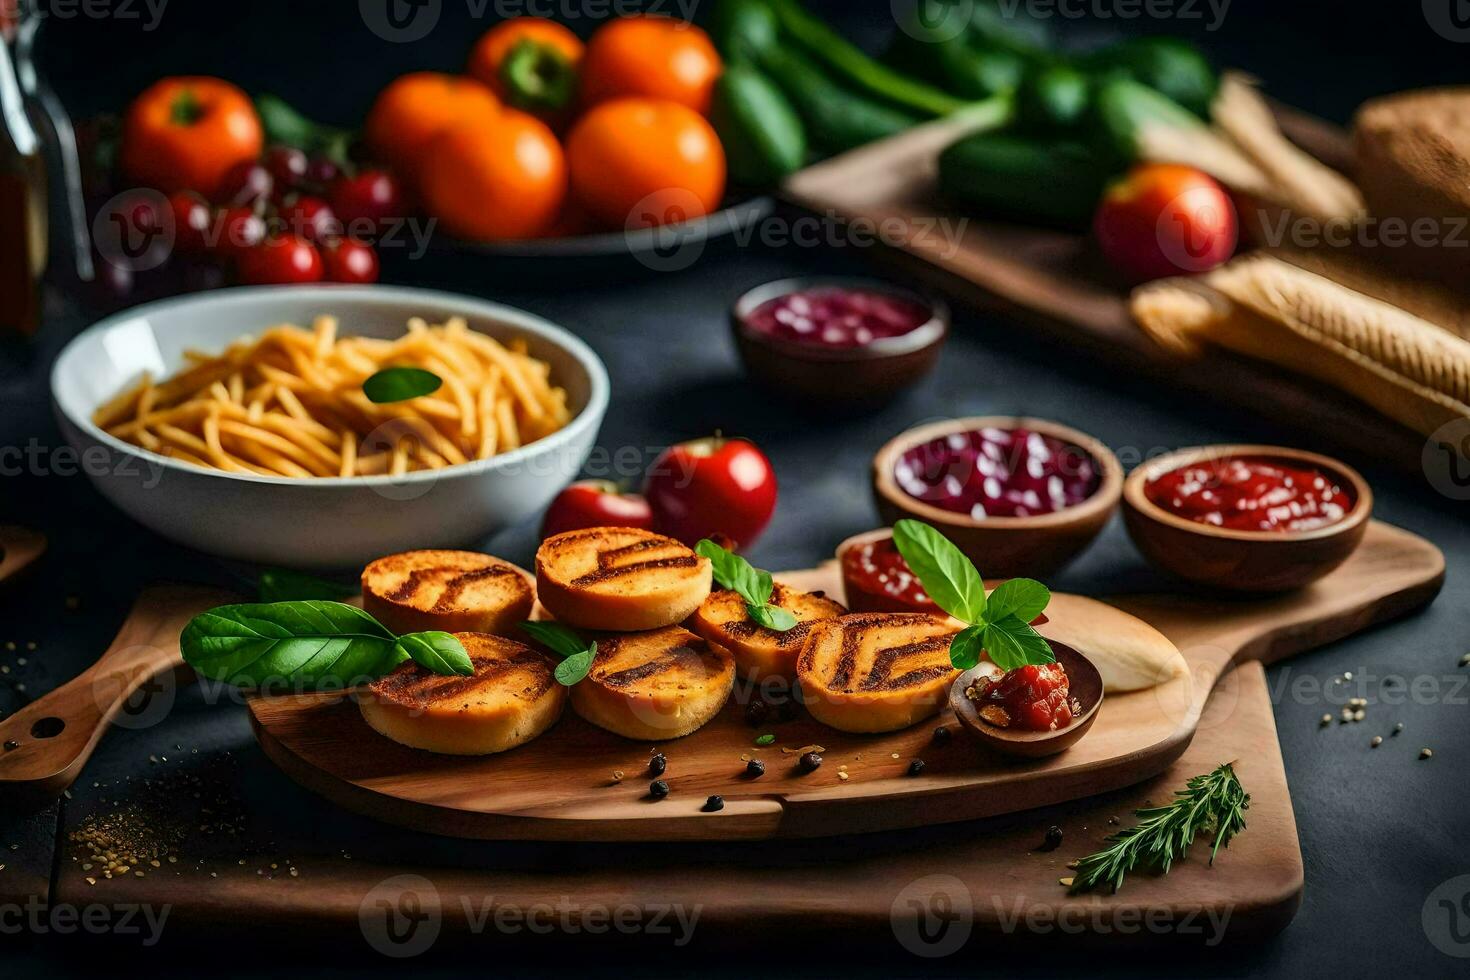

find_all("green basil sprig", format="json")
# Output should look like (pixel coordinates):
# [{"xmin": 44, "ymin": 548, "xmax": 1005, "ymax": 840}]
[
  {"xmin": 179, "ymin": 600, "xmax": 472, "ymax": 689},
  {"xmin": 519, "ymin": 621, "xmax": 597, "ymax": 686},
  {"xmin": 695, "ymin": 539, "xmax": 797, "ymax": 631},
  {"xmin": 891, "ymin": 519, "xmax": 1055, "ymax": 672},
  {"xmin": 363, "ymin": 366, "xmax": 443, "ymax": 404}
]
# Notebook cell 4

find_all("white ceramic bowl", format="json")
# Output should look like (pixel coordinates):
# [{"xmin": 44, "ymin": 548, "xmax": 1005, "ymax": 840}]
[{"xmin": 52, "ymin": 286, "xmax": 609, "ymax": 570}]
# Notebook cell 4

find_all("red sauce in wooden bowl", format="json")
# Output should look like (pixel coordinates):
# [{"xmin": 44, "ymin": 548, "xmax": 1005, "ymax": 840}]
[
  {"xmin": 1144, "ymin": 455, "xmax": 1354, "ymax": 533},
  {"xmin": 895, "ymin": 427, "xmax": 1101, "ymax": 519},
  {"xmin": 744, "ymin": 287, "xmax": 932, "ymax": 349}
]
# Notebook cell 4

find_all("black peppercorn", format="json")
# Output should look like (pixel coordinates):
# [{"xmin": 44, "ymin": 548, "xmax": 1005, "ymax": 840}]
[
  {"xmin": 744, "ymin": 700, "xmax": 769, "ymax": 727},
  {"xmin": 702, "ymin": 795, "xmax": 724, "ymax": 812},
  {"xmin": 649, "ymin": 779, "xmax": 669, "ymax": 800},
  {"xmin": 1037, "ymin": 825, "xmax": 1063, "ymax": 852},
  {"xmin": 2, "ymin": 740, "xmax": 17, "ymax": 751},
  {"xmin": 648, "ymin": 752, "xmax": 667, "ymax": 776},
  {"xmin": 908, "ymin": 759, "xmax": 925, "ymax": 776},
  {"xmin": 932, "ymin": 726, "xmax": 952, "ymax": 744},
  {"xmin": 798, "ymin": 751, "xmax": 823, "ymax": 773},
  {"xmin": 745, "ymin": 759, "xmax": 766, "ymax": 778}
]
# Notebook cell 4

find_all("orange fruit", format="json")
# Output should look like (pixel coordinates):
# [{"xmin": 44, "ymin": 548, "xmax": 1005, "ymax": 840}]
[
  {"xmin": 566, "ymin": 97, "xmax": 725, "ymax": 230},
  {"xmin": 579, "ymin": 16, "xmax": 721, "ymax": 115},
  {"xmin": 418, "ymin": 108, "xmax": 567, "ymax": 241},
  {"xmin": 364, "ymin": 73, "xmax": 500, "ymax": 182},
  {"xmin": 468, "ymin": 17, "xmax": 583, "ymax": 124}
]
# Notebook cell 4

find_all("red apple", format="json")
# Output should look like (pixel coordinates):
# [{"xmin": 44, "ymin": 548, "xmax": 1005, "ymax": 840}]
[
  {"xmin": 644, "ymin": 436, "xmax": 777, "ymax": 549},
  {"xmin": 541, "ymin": 480, "xmax": 654, "ymax": 539}
]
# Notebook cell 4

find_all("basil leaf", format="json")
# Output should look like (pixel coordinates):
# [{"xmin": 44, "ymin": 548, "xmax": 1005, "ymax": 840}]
[
  {"xmin": 751, "ymin": 568, "xmax": 776, "ymax": 607},
  {"xmin": 363, "ymin": 367, "xmax": 443, "ymax": 404},
  {"xmin": 257, "ymin": 569, "xmax": 355, "ymax": 603},
  {"xmin": 892, "ymin": 520, "xmax": 987, "ymax": 624},
  {"xmin": 985, "ymin": 578, "xmax": 1051, "ymax": 625},
  {"xmin": 394, "ymin": 631, "xmax": 473, "ymax": 677},
  {"xmin": 696, "ymin": 539, "xmax": 744, "ymax": 590},
  {"xmin": 554, "ymin": 643, "xmax": 597, "ymax": 686},
  {"xmin": 180, "ymin": 600, "xmax": 403, "ymax": 688},
  {"xmin": 981, "ymin": 616, "xmax": 1055, "ymax": 672},
  {"xmin": 519, "ymin": 620, "xmax": 589, "ymax": 659},
  {"xmin": 949, "ymin": 624, "xmax": 987, "ymax": 670},
  {"xmin": 520, "ymin": 621, "xmax": 597, "ymax": 686},
  {"xmin": 749, "ymin": 603, "xmax": 798, "ymax": 632}
]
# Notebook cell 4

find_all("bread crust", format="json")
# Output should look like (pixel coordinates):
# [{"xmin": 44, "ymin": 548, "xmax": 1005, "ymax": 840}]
[
  {"xmin": 535, "ymin": 527, "xmax": 712, "ymax": 631},
  {"xmin": 362, "ymin": 550, "xmax": 534, "ymax": 637},
  {"xmin": 359, "ymin": 633, "xmax": 565, "ymax": 755},
  {"xmin": 570, "ymin": 625, "xmax": 734, "ymax": 740},
  {"xmin": 690, "ymin": 585, "xmax": 846, "ymax": 682}
]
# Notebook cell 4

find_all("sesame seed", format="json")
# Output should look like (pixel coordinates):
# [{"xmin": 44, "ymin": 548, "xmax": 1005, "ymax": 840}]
[
  {"xmin": 1371, "ymin": 736, "xmax": 1382, "ymax": 747},
  {"xmin": 1420, "ymin": 748, "xmax": 1433, "ymax": 760}
]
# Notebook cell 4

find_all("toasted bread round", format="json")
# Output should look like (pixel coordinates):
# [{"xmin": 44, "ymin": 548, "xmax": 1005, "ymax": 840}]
[
  {"xmin": 796, "ymin": 613, "xmax": 961, "ymax": 733},
  {"xmin": 690, "ymin": 584, "xmax": 846, "ymax": 682},
  {"xmin": 535, "ymin": 527, "xmax": 712, "ymax": 631},
  {"xmin": 362, "ymin": 550, "xmax": 534, "ymax": 637},
  {"xmin": 360, "ymin": 633, "xmax": 565, "ymax": 755},
  {"xmin": 570, "ymin": 625, "xmax": 734, "ymax": 740}
]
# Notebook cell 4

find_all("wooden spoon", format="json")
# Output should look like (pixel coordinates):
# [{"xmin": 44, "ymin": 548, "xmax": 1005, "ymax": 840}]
[
  {"xmin": 0, "ymin": 526, "xmax": 46, "ymax": 585},
  {"xmin": 0, "ymin": 584, "xmax": 235, "ymax": 800},
  {"xmin": 949, "ymin": 642, "xmax": 1104, "ymax": 758}
]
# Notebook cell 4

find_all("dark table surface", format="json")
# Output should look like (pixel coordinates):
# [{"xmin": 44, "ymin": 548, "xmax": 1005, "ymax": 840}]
[{"xmin": 4, "ymin": 1, "xmax": 1470, "ymax": 976}]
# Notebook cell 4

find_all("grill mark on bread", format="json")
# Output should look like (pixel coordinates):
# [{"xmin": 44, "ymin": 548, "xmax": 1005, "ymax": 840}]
[
  {"xmin": 570, "ymin": 555, "xmax": 699, "ymax": 587},
  {"xmin": 860, "ymin": 635, "xmax": 954, "ymax": 691},
  {"xmin": 722, "ymin": 617, "xmax": 817, "ymax": 648},
  {"xmin": 383, "ymin": 563, "xmax": 517, "ymax": 607},
  {"xmin": 595, "ymin": 640, "xmax": 708, "ymax": 689},
  {"xmin": 369, "ymin": 652, "xmax": 554, "ymax": 708}
]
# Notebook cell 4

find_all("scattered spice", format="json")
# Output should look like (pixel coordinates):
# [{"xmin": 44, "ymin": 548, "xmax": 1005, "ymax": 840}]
[
  {"xmin": 932, "ymin": 726, "xmax": 952, "ymax": 745},
  {"xmin": 745, "ymin": 759, "xmax": 766, "ymax": 778},
  {"xmin": 781, "ymin": 743, "xmax": 825, "ymax": 755},
  {"xmin": 1319, "ymin": 714, "xmax": 1332, "ymax": 727},
  {"xmin": 1371, "ymin": 736, "xmax": 1382, "ymax": 748},
  {"xmin": 798, "ymin": 751, "xmax": 823, "ymax": 773},
  {"xmin": 1420, "ymin": 748, "xmax": 1433, "ymax": 760},
  {"xmin": 1036, "ymin": 825, "xmax": 1064, "ymax": 852},
  {"xmin": 610, "ymin": 770, "xmax": 624, "ymax": 783},
  {"xmin": 648, "ymin": 779, "xmax": 670, "ymax": 799},
  {"xmin": 648, "ymin": 753, "xmax": 667, "ymax": 776},
  {"xmin": 744, "ymin": 700, "xmax": 769, "ymax": 726},
  {"xmin": 754, "ymin": 734, "xmax": 775, "ymax": 746},
  {"xmin": 1393, "ymin": 723, "xmax": 1404, "ymax": 736},
  {"xmin": 1460, "ymin": 652, "xmax": 1470, "ymax": 667},
  {"xmin": 702, "ymin": 795, "xmax": 724, "ymax": 813},
  {"xmin": 837, "ymin": 771, "xmax": 850, "ymax": 781},
  {"xmin": 1058, "ymin": 876, "xmax": 1075, "ymax": 888},
  {"xmin": 907, "ymin": 759, "xmax": 925, "ymax": 776}
]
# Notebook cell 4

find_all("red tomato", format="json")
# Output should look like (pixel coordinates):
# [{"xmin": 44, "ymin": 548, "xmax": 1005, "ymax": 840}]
[
  {"xmin": 331, "ymin": 169, "xmax": 405, "ymax": 237},
  {"xmin": 238, "ymin": 235, "xmax": 324, "ymax": 285},
  {"xmin": 1093, "ymin": 163, "xmax": 1237, "ymax": 284},
  {"xmin": 215, "ymin": 160, "xmax": 274, "ymax": 207},
  {"xmin": 541, "ymin": 480, "xmax": 655, "ymax": 539},
  {"xmin": 643, "ymin": 436, "xmax": 776, "ymax": 549},
  {"xmin": 323, "ymin": 238, "xmax": 380, "ymax": 284},
  {"xmin": 167, "ymin": 191, "xmax": 212, "ymax": 254},
  {"xmin": 282, "ymin": 196, "xmax": 341, "ymax": 242},
  {"xmin": 265, "ymin": 144, "xmax": 309, "ymax": 191}
]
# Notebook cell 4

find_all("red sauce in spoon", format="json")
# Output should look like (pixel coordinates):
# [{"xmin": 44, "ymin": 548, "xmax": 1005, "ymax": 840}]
[
  {"xmin": 968, "ymin": 663, "xmax": 1078, "ymax": 731},
  {"xmin": 1145, "ymin": 455, "xmax": 1353, "ymax": 533}
]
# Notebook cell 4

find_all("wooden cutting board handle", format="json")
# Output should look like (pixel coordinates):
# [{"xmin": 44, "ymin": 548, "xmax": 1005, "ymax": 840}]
[
  {"xmin": 0, "ymin": 526, "xmax": 47, "ymax": 584},
  {"xmin": 0, "ymin": 584, "xmax": 234, "ymax": 799}
]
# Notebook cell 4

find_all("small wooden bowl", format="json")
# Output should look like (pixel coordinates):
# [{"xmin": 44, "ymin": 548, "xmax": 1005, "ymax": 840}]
[
  {"xmin": 1121, "ymin": 445, "xmax": 1372, "ymax": 592},
  {"xmin": 730, "ymin": 276, "xmax": 948, "ymax": 410},
  {"xmin": 949, "ymin": 643, "xmax": 1103, "ymax": 758},
  {"xmin": 872, "ymin": 417, "xmax": 1123, "ymax": 577},
  {"xmin": 835, "ymin": 528, "xmax": 937, "ymax": 614}
]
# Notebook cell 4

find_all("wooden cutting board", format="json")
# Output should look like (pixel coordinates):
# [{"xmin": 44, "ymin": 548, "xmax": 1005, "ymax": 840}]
[
  {"xmin": 780, "ymin": 110, "xmax": 1433, "ymax": 474},
  {"xmin": 247, "ymin": 521, "xmax": 1442, "ymax": 843}
]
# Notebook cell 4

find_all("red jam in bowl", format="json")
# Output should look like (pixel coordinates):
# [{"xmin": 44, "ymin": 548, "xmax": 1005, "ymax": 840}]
[
  {"xmin": 842, "ymin": 537, "xmax": 940, "ymax": 613},
  {"xmin": 895, "ymin": 427, "xmax": 1101, "ymax": 519},
  {"xmin": 1145, "ymin": 455, "xmax": 1354, "ymax": 533},
  {"xmin": 967, "ymin": 663, "xmax": 1079, "ymax": 732},
  {"xmin": 744, "ymin": 287, "xmax": 931, "ymax": 349}
]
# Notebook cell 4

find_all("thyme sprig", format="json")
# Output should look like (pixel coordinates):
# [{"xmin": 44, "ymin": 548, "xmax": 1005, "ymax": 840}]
[{"xmin": 1069, "ymin": 763, "xmax": 1249, "ymax": 894}]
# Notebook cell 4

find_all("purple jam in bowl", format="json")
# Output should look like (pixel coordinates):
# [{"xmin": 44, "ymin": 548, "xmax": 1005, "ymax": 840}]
[
  {"xmin": 744, "ymin": 287, "xmax": 932, "ymax": 349},
  {"xmin": 895, "ymin": 427, "xmax": 1101, "ymax": 519}
]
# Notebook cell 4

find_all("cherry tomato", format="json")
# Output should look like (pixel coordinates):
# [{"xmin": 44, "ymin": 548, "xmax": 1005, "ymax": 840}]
[
  {"xmin": 331, "ymin": 169, "xmax": 405, "ymax": 237},
  {"xmin": 580, "ymin": 16, "xmax": 721, "ymax": 114},
  {"xmin": 211, "ymin": 205, "xmax": 266, "ymax": 258},
  {"xmin": 237, "ymin": 235, "xmax": 324, "ymax": 285},
  {"xmin": 643, "ymin": 436, "xmax": 777, "ymax": 549},
  {"xmin": 167, "ymin": 190, "xmax": 212, "ymax": 254},
  {"xmin": 265, "ymin": 144, "xmax": 309, "ymax": 191},
  {"xmin": 305, "ymin": 156, "xmax": 340, "ymax": 188},
  {"xmin": 215, "ymin": 160, "xmax": 274, "ymax": 207},
  {"xmin": 1093, "ymin": 163, "xmax": 1237, "ymax": 284},
  {"xmin": 541, "ymin": 480, "xmax": 655, "ymax": 539},
  {"xmin": 322, "ymin": 238, "xmax": 380, "ymax": 284},
  {"xmin": 282, "ymin": 196, "xmax": 341, "ymax": 242}
]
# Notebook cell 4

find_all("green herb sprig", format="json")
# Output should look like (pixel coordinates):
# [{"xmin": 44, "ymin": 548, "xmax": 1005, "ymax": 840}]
[
  {"xmin": 519, "ymin": 621, "xmax": 597, "ymax": 686},
  {"xmin": 1069, "ymin": 763, "xmax": 1250, "ymax": 894},
  {"xmin": 695, "ymin": 539, "xmax": 797, "ymax": 631},
  {"xmin": 890, "ymin": 519, "xmax": 1054, "ymax": 671},
  {"xmin": 179, "ymin": 600, "xmax": 472, "ymax": 689},
  {"xmin": 363, "ymin": 366, "xmax": 443, "ymax": 404}
]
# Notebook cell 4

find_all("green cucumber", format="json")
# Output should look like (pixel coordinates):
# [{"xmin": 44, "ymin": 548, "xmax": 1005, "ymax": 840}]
[
  {"xmin": 1084, "ymin": 36, "xmax": 1217, "ymax": 119},
  {"xmin": 937, "ymin": 133, "xmax": 1112, "ymax": 228},
  {"xmin": 1019, "ymin": 62, "xmax": 1091, "ymax": 133},
  {"xmin": 711, "ymin": 63, "xmax": 808, "ymax": 184},
  {"xmin": 758, "ymin": 44, "xmax": 920, "ymax": 153}
]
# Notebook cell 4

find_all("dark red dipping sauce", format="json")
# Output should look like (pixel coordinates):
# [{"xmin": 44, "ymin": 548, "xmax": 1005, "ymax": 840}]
[
  {"xmin": 745, "ymin": 287, "xmax": 932, "ymax": 349},
  {"xmin": 967, "ymin": 663, "xmax": 1079, "ymax": 732},
  {"xmin": 1145, "ymin": 455, "xmax": 1353, "ymax": 533},
  {"xmin": 842, "ymin": 537, "xmax": 940, "ymax": 613},
  {"xmin": 895, "ymin": 427, "xmax": 1101, "ymax": 519}
]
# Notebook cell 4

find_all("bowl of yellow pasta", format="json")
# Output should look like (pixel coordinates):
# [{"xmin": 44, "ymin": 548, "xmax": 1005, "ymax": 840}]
[{"xmin": 51, "ymin": 286, "xmax": 609, "ymax": 569}]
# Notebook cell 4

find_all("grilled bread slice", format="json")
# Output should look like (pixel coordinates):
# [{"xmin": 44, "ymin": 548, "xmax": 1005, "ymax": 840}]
[
  {"xmin": 690, "ymin": 584, "xmax": 846, "ymax": 682},
  {"xmin": 797, "ymin": 613, "xmax": 962, "ymax": 733},
  {"xmin": 362, "ymin": 550, "xmax": 534, "ymax": 637},
  {"xmin": 571, "ymin": 625, "xmax": 734, "ymax": 740},
  {"xmin": 535, "ymin": 527, "xmax": 712, "ymax": 631},
  {"xmin": 359, "ymin": 633, "xmax": 565, "ymax": 755}
]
